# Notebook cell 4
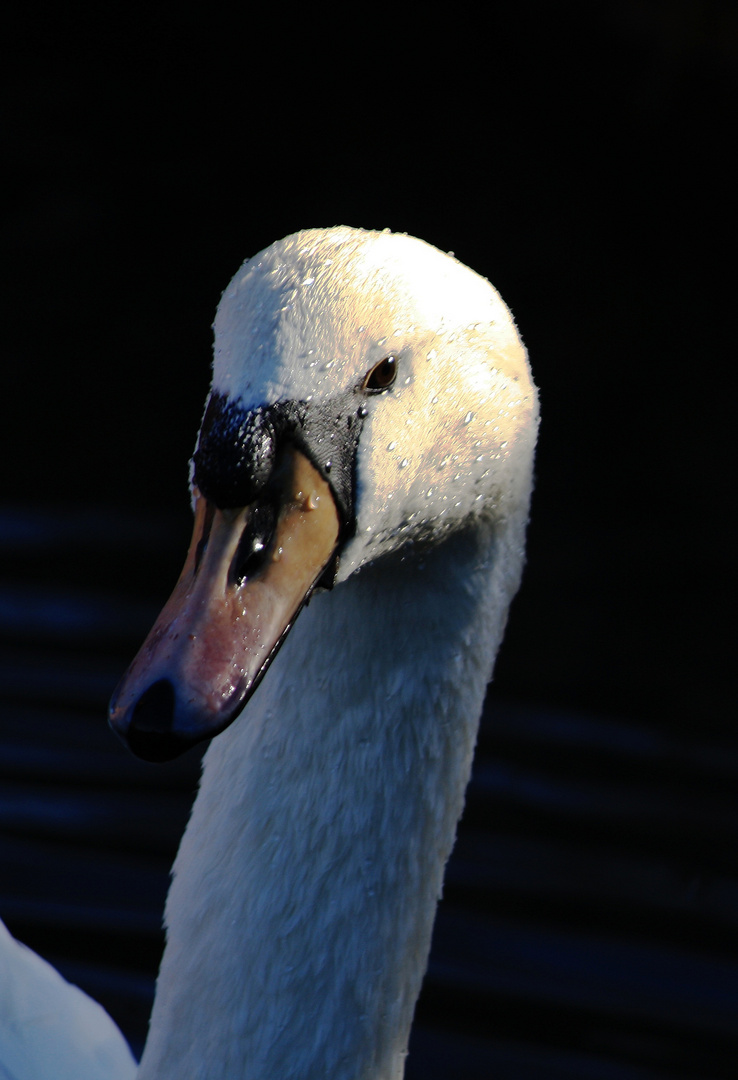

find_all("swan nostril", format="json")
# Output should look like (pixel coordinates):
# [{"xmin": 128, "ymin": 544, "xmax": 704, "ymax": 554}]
[
  {"xmin": 194, "ymin": 502, "xmax": 216, "ymax": 572},
  {"xmin": 230, "ymin": 501, "xmax": 278, "ymax": 584}
]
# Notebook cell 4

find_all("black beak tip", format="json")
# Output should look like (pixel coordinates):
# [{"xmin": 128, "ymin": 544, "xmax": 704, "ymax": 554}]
[
  {"xmin": 127, "ymin": 725, "xmax": 195, "ymax": 763},
  {"xmin": 109, "ymin": 678, "xmax": 194, "ymax": 763}
]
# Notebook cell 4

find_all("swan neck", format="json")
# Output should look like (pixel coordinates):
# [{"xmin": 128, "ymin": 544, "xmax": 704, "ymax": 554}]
[{"xmin": 137, "ymin": 518, "xmax": 522, "ymax": 1080}]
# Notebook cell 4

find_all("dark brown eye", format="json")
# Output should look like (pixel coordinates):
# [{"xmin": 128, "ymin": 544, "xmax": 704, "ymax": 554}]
[{"xmin": 362, "ymin": 355, "xmax": 398, "ymax": 393}]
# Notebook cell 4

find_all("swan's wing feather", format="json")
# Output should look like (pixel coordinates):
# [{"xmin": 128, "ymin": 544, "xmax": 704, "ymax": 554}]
[{"xmin": 0, "ymin": 919, "xmax": 136, "ymax": 1080}]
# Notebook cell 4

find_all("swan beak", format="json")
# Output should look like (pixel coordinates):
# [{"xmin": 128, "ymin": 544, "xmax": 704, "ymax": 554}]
[{"xmin": 109, "ymin": 447, "xmax": 340, "ymax": 761}]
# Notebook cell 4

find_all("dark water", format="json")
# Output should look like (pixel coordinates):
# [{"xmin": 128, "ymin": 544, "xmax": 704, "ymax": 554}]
[{"xmin": 1, "ymin": 506, "xmax": 735, "ymax": 1078}]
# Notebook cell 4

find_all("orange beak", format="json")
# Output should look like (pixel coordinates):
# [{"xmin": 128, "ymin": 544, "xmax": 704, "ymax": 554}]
[{"xmin": 109, "ymin": 447, "xmax": 341, "ymax": 760}]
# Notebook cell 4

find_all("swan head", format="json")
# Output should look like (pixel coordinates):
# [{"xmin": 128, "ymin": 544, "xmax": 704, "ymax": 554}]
[{"xmin": 109, "ymin": 227, "xmax": 538, "ymax": 760}]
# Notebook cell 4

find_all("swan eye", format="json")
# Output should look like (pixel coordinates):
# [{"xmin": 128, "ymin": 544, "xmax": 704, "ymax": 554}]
[{"xmin": 362, "ymin": 355, "xmax": 398, "ymax": 394}]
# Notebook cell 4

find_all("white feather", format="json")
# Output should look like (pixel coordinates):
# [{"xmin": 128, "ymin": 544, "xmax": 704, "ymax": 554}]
[
  {"xmin": 0, "ymin": 918, "xmax": 136, "ymax": 1080},
  {"xmin": 1, "ymin": 227, "xmax": 537, "ymax": 1080},
  {"xmin": 140, "ymin": 227, "xmax": 538, "ymax": 1078}
]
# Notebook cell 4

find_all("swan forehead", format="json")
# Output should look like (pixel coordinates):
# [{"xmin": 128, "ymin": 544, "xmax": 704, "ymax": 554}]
[
  {"xmin": 209, "ymin": 227, "xmax": 537, "ymax": 579},
  {"xmin": 211, "ymin": 227, "xmax": 523, "ymax": 407}
]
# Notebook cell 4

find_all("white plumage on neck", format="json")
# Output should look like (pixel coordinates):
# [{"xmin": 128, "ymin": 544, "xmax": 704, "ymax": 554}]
[
  {"xmin": 138, "ymin": 511, "xmax": 527, "ymax": 1080},
  {"xmin": 134, "ymin": 226, "xmax": 537, "ymax": 1078},
  {"xmin": 0, "ymin": 227, "xmax": 537, "ymax": 1080}
]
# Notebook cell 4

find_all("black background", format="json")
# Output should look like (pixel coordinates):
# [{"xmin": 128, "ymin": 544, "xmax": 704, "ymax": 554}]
[
  {"xmin": 3, "ymin": 2, "xmax": 732, "ymax": 730},
  {"xmin": 2, "ymin": 2, "xmax": 735, "ymax": 1074}
]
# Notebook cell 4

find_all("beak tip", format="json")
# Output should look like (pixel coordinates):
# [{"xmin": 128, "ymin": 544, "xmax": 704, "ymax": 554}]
[
  {"xmin": 109, "ymin": 678, "xmax": 195, "ymax": 762},
  {"xmin": 127, "ymin": 726, "xmax": 198, "ymax": 763}
]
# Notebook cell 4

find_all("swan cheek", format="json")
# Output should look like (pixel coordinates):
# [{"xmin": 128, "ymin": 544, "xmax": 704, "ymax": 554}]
[{"xmin": 108, "ymin": 449, "xmax": 340, "ymax": 761}]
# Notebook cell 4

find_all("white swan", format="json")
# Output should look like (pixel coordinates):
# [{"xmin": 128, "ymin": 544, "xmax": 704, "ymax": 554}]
[
  {"xmin": 0, "ymin": 917, "xmax": 136, "ymax": 1079},
  {"xmin": 2, "ymin": 227, "xmax": 538, "ymax": 1079}
]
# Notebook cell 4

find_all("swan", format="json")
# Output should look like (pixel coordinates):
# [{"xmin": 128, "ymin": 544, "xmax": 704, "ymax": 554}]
[
  {"xmin": 2, "ymin": 226, "xmax": 538, "ymax": 1080},
  {"xmin": 0, "ymin": 917, "xmax": 136, "ymax": 1078}
]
